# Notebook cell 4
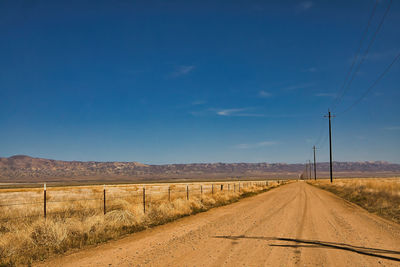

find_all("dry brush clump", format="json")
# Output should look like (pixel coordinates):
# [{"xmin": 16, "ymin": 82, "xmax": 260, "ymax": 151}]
[
  {"xmin": 309, "ymin": 178, "xmax": 400, "ymax": 223},
  {"xmin": 0, "ymin": 181, "xmax": 285, "ymax": 266}
]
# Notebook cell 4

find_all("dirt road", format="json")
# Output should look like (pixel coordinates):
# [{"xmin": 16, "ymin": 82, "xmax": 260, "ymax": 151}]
[{"xmin": 38, "ymin": 181, "xmax": 400, "ymax": 266}]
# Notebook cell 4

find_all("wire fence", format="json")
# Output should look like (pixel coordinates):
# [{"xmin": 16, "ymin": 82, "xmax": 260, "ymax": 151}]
[{"xmin": 0, "ymin": 180, "xmax": 282, "ymax": 223}]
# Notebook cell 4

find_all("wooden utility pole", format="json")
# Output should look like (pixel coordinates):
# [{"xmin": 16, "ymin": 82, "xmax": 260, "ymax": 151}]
[
  {"xmin": 143, "ymin": 187, "xmax": 146, "ymax": 213},
  {"xmin": 44, "ymin": 183, "xmax": 47, "ymax": 219},
  {"xmin": 103, "ymin": 184, "xmax": 106, "ymax": 215},
  {"xmin": 313, "ymin": 146, "xmax": 317, "ymax": 180},
  {"xmin": 305, "ymin": 161, "xmax": 309, "ymax": 179},
  {"xmin": 324, "ymin": 110, "xmax": 335, "ymax": 183}
]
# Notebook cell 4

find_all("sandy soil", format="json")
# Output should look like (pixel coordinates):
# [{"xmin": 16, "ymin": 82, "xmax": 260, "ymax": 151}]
[{"xmin": 36, "ymin": 181, "xmax": 400, "ymax": 266}]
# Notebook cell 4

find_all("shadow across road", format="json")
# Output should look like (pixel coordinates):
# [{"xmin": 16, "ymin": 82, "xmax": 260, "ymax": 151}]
[{"xmin": 214, "ymin": 235, "xmax": 400, "ymax": 262}]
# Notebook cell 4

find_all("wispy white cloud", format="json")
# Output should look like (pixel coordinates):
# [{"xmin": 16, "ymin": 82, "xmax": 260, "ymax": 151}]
[
  {"xmin": 384, "ymin": 126, "xmax": 400, "ymax": 130},
  {"xmin": 190, "ymin": 107, "xmax": 310, "ymax": 118},
  {"xmin": 297, "ymin": 1, "xmax": 313, "ymax": 12},
  {"xmin": 217, "ymin": 108, "xmax": 248, "ymax": 116},
  {"xmin": 215, "ymin": 108, "xmax": 269, "ymax": 117},
  {"xmin": 258, "ymin": 90, "xmax": 272, "ymax": 98},
  {"xmin": 170, "ymin": 65, "xmax": 195, "ymax": 77},
  {"xmin": 315, "ymin": 93, "xmax": 336, "ymax": 97},
  {"xmin": 235, "ymin": 141, "xmax": 279, "ymax": 149},
  {"xmin": 189, "ymin": 108, "xmax": 247, "ymax": 117}
]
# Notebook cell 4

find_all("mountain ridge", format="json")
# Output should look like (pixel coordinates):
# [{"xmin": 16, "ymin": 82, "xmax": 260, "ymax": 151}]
[{"xmin": 1, "ymin": 155, "xmax": 399, "ymax": 183}]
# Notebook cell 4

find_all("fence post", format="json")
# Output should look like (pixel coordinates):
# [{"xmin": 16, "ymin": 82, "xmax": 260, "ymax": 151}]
[
  {"xmin": 186, "ymin": 185, "xmax": 189, "ymax": 200},
  {"xmin": 220, "ymin": 184, "xmax": 223, "ymax": 191},
  {"xmin": 239, "ymin": 182, "xmax": 241, "ymax": 192},
  {"xmin": 168, "ymin": 186, "xmax": 171, "ymax": 202},
  {"xmin": 212, "ymin": 184, "xmax": 214, "ymax": 195},
  {"xmin": 234, "ymin": 183, "xmax": 236, "ymax": 192},
  {"xmin": 200, "ymin": 185, "xmax": 203, "ymax": 199},
  {"xmin": 143, "ymin": 187, "xmax": 146, "ymax": 213},
  {"xmin": 228, "ymin": 184, "xmax": 230, "ymax": 191},
  {"xmin": 43, "ymin": 183, "xmax": 47, "ymax": 219},
  {"xmin": 103, "ymin": 184, "xmax": 106, "ymax": 215}
]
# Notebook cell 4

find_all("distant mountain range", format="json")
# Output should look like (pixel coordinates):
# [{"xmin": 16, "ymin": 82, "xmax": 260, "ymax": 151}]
[{"xmin": 1, "ymin": 155, "xmax": 399, "ymax": 183}]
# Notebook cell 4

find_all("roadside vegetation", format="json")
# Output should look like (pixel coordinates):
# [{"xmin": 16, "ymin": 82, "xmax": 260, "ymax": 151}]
[
  {"xmin": 310, "ymin": 178, "xmax": 400, "ymax": 224},
  {"xmin": 0, "ymin": 180, "xmax": 287, "ymax": 266}
]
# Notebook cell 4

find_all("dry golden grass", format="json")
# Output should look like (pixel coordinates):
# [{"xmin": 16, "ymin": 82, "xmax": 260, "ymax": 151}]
[
  {"xmin": 309, "ymin": 177, "xmax": 400, "ymax": 224},
  {"xmin": 0, "ymin": 180, "xmax": 286, "ymax": 266}
]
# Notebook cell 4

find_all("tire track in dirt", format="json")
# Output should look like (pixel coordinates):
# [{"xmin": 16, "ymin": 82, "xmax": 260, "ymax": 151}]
[{"xmin": 210, "ymin": 186, "xmax": 300, "ymax": 266}]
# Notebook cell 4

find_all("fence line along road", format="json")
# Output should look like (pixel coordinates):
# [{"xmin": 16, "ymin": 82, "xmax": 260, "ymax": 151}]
[{"xmin": 0, "ymin": 180, "xmax": 285, "ymax": 222}]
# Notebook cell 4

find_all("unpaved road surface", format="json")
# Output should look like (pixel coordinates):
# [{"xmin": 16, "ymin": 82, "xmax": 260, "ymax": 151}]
[{"xmin": 38, "ymin": 182, "xmax": 400, "ymax": 266}]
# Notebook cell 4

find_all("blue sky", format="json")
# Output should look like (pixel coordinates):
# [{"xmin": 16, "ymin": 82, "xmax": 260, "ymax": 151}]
[{"xmin": 0, "ymin": 0, "xmax": 399, "ymax": 164}]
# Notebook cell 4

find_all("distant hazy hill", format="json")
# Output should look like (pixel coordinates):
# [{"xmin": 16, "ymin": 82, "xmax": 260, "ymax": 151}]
[{"xmin": 0, "ymin": 155, "xmax": 399, "ymax": 183}]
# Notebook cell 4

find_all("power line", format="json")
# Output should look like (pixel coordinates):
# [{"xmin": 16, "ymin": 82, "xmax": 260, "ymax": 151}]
[
  {"xmin": 314, "ymin": 117, "xmax": 326, "ymax": 147},
  {"xmin": 331, "ymin": 0, "xmax": 393, "ymax": 110},
  {"xmin": 330, "ymin": 0, "xmax": 379, "ymax": 110},
  {"xmin": 309, "ymin": 0, "xmax": 381, "ymax": 163},
  {"xmin": 307, "ymin": 0, "xmax": 394, "ymax": 171},
  {"xmin": 319, "ymin": 133, "xmax": 329, "ymax": 149},
  {"xmin": 338, "ymin": 50, "xmax": 400, "ymax": 114}
]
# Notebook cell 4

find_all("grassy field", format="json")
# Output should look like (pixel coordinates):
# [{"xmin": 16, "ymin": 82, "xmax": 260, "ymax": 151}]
[
  {"xmin": 0, "ymin": 180, "xmax": 286, "ymax": 266},
  {"xmin": 309, "ymin": 178, "xmax": 400, "ymax": 224}
]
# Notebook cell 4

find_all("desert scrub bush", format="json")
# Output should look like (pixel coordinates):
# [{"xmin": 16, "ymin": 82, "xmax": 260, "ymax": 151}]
[
  {"xmin": 309, "ymin": 178, "xmax": 400, "ymax": 223},
  {"xmin": 0, "ymin": 180, "xmax": 285, "ymax": 266}
]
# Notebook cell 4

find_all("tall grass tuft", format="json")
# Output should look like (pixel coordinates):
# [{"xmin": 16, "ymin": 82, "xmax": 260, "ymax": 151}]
[{"xmin": 309, "ymin": 178, "xmax": 400, "ymax": 223}]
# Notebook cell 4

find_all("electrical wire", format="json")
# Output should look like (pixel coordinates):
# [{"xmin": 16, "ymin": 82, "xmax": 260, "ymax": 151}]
[
  {"xmin": 331, "ymin": 0, "xmax": 393, "ymax": 110},
  {"xmin": 338, "ymin": 50, "xmax": 400, "ymax": 114},
  {"xmin": 330, "ymin": 0, "xmax": 379, "ymax": 110}
]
